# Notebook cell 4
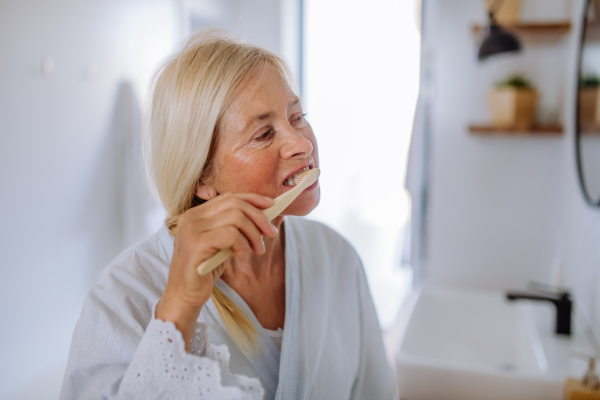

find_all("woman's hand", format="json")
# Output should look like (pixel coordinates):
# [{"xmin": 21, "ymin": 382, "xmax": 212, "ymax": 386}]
[{"xmin": 156, "ymin": 192, "xmax": 277, "ymax": 351}]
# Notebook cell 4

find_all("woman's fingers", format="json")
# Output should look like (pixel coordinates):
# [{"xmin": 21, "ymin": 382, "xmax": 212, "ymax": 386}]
[
  {"xmin": 174, "ymin": 191, "xmax": 282, "ymax": 278},
  {"xmin": 197, "ymin": 225, "xmax": 254, "ymax": 263},
  {"xmin": 198, "ymin": 208, "xmax": 266, "ymax": 254}
]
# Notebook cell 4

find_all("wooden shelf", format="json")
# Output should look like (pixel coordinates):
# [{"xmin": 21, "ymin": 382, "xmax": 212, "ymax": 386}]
[
  {"xmin": 472, "ymin": 21, "xmax": 571, "ymax": 42},
  {"xmin": 469, "ymin": 124, "xmax": 563, "ymax": 136}
]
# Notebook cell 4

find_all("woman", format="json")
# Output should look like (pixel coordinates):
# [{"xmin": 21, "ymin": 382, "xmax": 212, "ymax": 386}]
[{"xmin": 60, "ymin": 28, "xmax": 396, "ymax": 400}]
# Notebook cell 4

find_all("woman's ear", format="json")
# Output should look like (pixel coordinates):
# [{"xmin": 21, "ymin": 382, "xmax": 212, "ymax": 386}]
[{"xmin": 195, "ymin": 183, "xmax": 218, "ymax": 201}]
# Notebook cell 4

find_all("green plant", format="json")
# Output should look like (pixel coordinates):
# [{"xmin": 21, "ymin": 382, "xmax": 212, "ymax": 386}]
[
  {"xmin": 580, "ymin": 73, "xmax": 600, "ymax": 87},
  {"xmin": 495, "ymin": 74, "xmax": 534, "ymax": 90}
]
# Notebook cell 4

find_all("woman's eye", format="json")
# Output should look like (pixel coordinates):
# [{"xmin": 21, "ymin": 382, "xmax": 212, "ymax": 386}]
[
  {"xmin": 256, "ymin": 129, "xmax": 274, "ymax": 141},
  {"xmin": 291, "ymin": 113, "xmax": 308, "ymax": 127}
]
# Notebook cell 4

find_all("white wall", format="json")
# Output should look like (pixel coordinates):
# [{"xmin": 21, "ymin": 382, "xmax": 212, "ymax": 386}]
[
  {"xmin": 186, "ymin": 0, "xmax": 301, "ymax": 81},
  {"xmin": 0, "ymin": 0, "xmax": 291, "ymax": 399},
  {"xmin": 424, "ymin": 0, "xmax": 600, "ymax": 346},
  {"xmin": 0, "ymin": 1, "xmax": 180, "ymax": 398}
]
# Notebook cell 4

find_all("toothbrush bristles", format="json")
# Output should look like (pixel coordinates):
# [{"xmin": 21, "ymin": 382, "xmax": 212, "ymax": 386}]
[{"xmin": 293, "ymin": 170, "xmax": 310, "ymax": 185}]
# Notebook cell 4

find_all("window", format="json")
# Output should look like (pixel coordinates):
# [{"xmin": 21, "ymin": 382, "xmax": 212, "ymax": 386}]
[{"xmin": 304, "ymin": 0, "xmax": 420, "ymax": 328}]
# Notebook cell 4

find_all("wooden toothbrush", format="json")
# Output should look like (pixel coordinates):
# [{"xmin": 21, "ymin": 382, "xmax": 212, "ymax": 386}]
[{"xmin": 196, "ymin": 168, "xmax": 320, "ymax": 276}]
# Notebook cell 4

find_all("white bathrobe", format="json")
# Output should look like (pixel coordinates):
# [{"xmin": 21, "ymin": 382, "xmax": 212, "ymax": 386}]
[{"xmin": 60, "ymin": 216, "xmax": 396, "ymax": 399}]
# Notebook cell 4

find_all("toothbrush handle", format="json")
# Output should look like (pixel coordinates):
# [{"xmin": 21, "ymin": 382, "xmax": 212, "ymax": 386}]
[{"xmin": 196, "ymin": 248, "xmax": 233, "ymax": 275}]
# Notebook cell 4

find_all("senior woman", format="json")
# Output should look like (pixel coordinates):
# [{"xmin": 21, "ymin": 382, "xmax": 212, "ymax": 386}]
[{"xmin": 60, "ymin": 28, "xmax": 396, "ymax": 400}]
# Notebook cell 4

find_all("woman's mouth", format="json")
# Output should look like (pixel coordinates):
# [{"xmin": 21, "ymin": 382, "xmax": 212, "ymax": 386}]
[{"xmin": 283, "ymin": 166, "xmax": 311, "ymax": 186}]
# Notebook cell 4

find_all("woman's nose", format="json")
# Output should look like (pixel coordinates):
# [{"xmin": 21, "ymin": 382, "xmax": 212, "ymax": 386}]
[{"xmin": 280, "ymin": 128, "xmax": 313, "ymax": 160}]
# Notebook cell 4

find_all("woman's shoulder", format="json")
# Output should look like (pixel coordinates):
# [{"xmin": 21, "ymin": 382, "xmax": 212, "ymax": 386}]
[
  {"xmin": 104, "ymin": 225, "xmax": 173, "ymax": 280},
  {"xmin": 79, "ymin": 226, "xmax": 173, "ymax": 330}
]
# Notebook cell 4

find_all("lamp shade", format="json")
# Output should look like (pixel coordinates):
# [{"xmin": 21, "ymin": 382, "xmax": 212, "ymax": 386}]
[{"xmin": 478, "ymin": 23, "xmax": 521, "ymax": 60}]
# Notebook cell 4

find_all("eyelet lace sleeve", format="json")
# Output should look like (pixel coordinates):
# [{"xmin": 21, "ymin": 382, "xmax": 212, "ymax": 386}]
[{"xmin": 117, "ymin": 318, "xmax": 264, "ymax": 400}]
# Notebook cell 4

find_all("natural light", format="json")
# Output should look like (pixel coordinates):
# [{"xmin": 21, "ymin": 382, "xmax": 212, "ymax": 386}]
[{"xmin": 304, "ymin": 0, "xmax": 421, "ymax": 329}]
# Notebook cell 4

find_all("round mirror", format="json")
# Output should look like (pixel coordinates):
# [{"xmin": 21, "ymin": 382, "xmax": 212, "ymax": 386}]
[{"xmin": 577, "ymin": 0, "xmax": 600, "ymax": 206}]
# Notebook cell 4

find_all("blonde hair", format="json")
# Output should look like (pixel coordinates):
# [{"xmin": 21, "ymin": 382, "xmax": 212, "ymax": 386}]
[{"xmin": 144, "ymin": 28, "xmax": 295, "ymax": 355}]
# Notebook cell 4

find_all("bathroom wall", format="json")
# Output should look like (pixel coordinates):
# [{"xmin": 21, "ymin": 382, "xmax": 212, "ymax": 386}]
[
  {"xmin": 0, "ymin": 2, "xmax": 180, "ymax": 398},
  {"xmin": 424, "ymin": 0, "xmax": 600, "ymax": 346},
  {"xmin": 0, "ymin": 0, "xmax": 292, "ymax": 399}
]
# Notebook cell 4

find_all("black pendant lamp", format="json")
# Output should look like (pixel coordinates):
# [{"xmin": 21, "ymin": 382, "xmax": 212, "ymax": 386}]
[{"xmin": 478, "ymin": 10, "xmax": 521, "ymax": 61}]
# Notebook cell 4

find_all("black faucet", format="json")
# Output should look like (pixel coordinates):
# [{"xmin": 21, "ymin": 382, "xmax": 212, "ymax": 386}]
[{"xmin": 505, "ymin": 290, "xmax": 572, "ymax": 335}]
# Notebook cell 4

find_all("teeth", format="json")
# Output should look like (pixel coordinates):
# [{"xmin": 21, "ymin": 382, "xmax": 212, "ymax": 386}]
[{"xmin": 284, "ymin": 166, "xmax": 310, "ymax": 186}]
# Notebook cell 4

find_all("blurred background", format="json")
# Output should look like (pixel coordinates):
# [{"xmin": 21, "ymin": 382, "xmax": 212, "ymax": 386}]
[{"xmin": 2, "ymin": 0, "xmax": 600, "ymax": 399}]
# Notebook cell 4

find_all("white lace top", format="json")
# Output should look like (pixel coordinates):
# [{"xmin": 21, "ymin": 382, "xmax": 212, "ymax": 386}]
[{"xmin": 119, "ymin": 316, "xmax": 263, "ymax": 399}]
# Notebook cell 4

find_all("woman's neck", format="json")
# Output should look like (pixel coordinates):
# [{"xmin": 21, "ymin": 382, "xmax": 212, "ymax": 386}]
[{"xmin": 219, "ymin": 217, "xmax": 287, "ymax": 330}]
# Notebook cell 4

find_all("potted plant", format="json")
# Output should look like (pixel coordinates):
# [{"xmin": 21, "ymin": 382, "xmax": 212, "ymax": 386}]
[
  {"xmin": 578, "ymin": 73, "xmax": 600, "ymax": 130},
  {"xmin": 488, "ymin": 74, "xmax": 538, "ymax": 130}
]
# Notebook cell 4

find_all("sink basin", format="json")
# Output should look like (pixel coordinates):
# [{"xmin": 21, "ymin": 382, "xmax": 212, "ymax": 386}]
[{"xmin": 395, "ymin": 285, "xmax": 591, "ymax": 400}]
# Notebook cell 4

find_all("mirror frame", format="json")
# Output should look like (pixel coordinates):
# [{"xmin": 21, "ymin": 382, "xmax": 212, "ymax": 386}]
[{"xmin": 576, "ymin": 0, "xmax": 600, "ymax": 207}]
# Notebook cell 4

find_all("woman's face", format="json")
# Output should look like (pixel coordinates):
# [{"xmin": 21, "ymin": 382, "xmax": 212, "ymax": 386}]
[{"xmin": 206, "ymin": 63, "xmax": 320, "ymax": 216}]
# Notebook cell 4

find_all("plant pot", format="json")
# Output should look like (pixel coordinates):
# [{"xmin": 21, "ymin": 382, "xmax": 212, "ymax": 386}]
[
  {"xmin": 488, "ymin": 87, "xmax": 538, "ymax": 130},
  {"xmin": 485, "ymin": 0, "xmax": 521, "ymax": 25},
  {"xmin": 578, "ymin": 86, "xmax": 599, "ymax": 130}
]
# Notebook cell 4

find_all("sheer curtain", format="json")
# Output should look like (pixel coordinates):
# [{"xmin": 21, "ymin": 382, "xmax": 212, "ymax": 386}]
[{"xmin": 304, "ymin": 0, "xmax": 421, "ymax": 328}]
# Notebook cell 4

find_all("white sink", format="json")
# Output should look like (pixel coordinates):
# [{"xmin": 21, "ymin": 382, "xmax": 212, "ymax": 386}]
[{"xmin": 395, "ymin": 285, "xmax": 592, "ymax": 400}]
